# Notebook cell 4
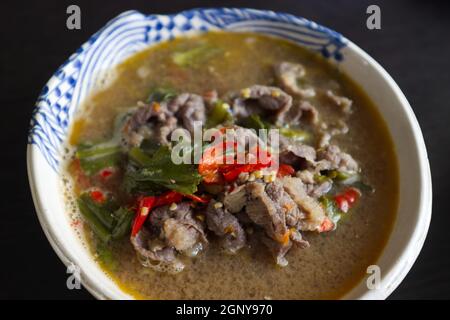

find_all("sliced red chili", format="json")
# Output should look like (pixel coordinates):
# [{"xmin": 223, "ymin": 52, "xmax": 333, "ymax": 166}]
[
  {"xmin": 99, "ymin": 167, "xmax": 114, "ymax": 179},
  {"xmin": 154, "ymin": 190, "xmax": 183, "ymax": 207},
  {"xmin": 131, "ymin": 196, "xmax": 156, "ymax": 237},
  {"xmin": 277, "ymin": 164, "xmax": 295, "ymax": 177},
  {"xmin": 183, "ymin": 193, "xmax": 210, "ymax": 203},
  {"xmin": 90, "ymin": 190, "xmax": 106, "ymax": 204},
  {"xmin": 318, "ymin": 217, "xmax": 334, "ymax": 232},
  {"xmin": 334, "ymin": 187, "xmax": 361, "ymax": 213},
  {"xmin": 221, "ymin": 163, "xmax": 268, "ymax": 182}
]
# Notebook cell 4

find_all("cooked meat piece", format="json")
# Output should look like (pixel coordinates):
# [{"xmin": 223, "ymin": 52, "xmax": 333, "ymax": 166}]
[
  {"xmin": 163, "ymin": 217, "xmax": 203, "ymax": 252},
  {"xmin": 281, "ymin": 176, "xmax": 327, "ymax": 231},
  {"xmin": 147, "ymin": 202, "xmax": 207, "ymax": 253},
  {"xmin": 308, "ymin": 180, "xmax": 333, "ymax": 198},
  {"xmin": 279, "ymin": 138, "xmax": 317, "ymax": 168},
  {"xmin": 245, "ymin": 181, "xmax": 289, "ymax": 242},
  {"xmin": 223, "ymin": 184, "xmax": 247, "ymax": 213},
  {"xmin": 260, "ymin": 228, "xmax": 309, "ymax": 267},
  {"xmin": 289, "ymin": 228, "xmax": 309, "ymax": 248},
  {"xmin": 154, "ymin": 116, "xmax": 178, "ymax": 145},
  {"xmin": 232, "ymin": 85, "xmax": 293, "ymax": 124},
  {"xmin": 120, "ymin": 101, "xmax": 178, "ymax": 148},
  {"xmin": 206, "ymin": 200, "xmax": 246, "ymax": 253},
  {"xmin": 318, "ymin": 132, "xmax": 332, "ymax": 148},
  {"xmin": 261, "ymin": 233, "xmax": 292, "ymax": 267},
  {"xmin": 295, "ymin": 170, "xmax": 315, "ymax": 184},
  {"xmin": 266, "ymin": 181, "xmax": 303, "ymax": 228},
  {"xmin": 316, "ymin": 144, "xmax": 359, "ymax": 173},
  {"xmin": 287, "ymin": 101, "xmax": 320, "ymax": 125},
  {"xmin": 168, "ymin": 93, "xmax": 206, "ymax": 134},
  {"xmin": 131, "ymin": 228, "xmax": 177, "ymax": 263},
  {"xmin": 274, "ymin": 62, "xmax": 316, "ymax": 98},
  {"xmin": 234, "ymin": 210, "xmax": 253, "ymax": 225},
  {"xmin": 326, "ymin": 90, "xmax": 352, "ymax": 114},
  {"xmin": 318, "ymin": 120, "xmax": 349, "ymax": 148}
]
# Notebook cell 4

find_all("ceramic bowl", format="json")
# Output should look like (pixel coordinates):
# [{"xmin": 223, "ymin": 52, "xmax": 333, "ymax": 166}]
[{"xmin": 27, "ymin": 8, "xmax": 432, "ymax": 300}]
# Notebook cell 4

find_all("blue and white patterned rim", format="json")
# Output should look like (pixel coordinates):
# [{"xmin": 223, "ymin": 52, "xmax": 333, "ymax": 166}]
[{"xmin": 28, "ymin": 8, "xmax": 348, "ymax": 172}]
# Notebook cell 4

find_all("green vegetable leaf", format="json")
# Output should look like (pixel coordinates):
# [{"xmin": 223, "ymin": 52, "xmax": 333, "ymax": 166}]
[
  {"xmin": 278, "ymin": 127, "xmax": 311, "ymax": 142},
  {"xmin": 77, "ymin": 197, "xmax": 112, "ymax": 243},
  {"xmin": 111, "ymin": 207, "xmax": 134, "ymax": 240},
  {"xmin": 206, "ymin": 100, "xmax": 233, "ymax": 128},
  {"xmin": 172, "ymin": 44, "xmax": 223, "ymax": 67},
  {"xmin": 241, "ymin": 115, "xmax": 310, "ymax": 142},
  {"xmin": 76, "ymin": 141, "xmax": 123, "ymax": 176},
  {"xmin": 147, "ymin": 87, "xmax": 177, "ymax": 103},
  {"xmin": 242, "ymin": 114, "xmax": 271, "ymax": 131},
  {"xmin": 320, "ymin": 196, "xmax": 344, "ymax": 229},
  {"xmin": 124, "ymin": 146, "xmax": 202, "ymax": 195},
  {"xmin": 78, "ymin": 194, "xmax": 134, "ymax": 243}
]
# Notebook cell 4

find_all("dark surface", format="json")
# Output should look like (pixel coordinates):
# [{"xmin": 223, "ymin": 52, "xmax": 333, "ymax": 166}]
[{"xmin": 1, "ymin": 0, "xmax": 448, "ymax": 300}]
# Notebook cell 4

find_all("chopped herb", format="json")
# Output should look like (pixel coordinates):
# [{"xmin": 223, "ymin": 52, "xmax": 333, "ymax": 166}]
[
  {"xmin": 147, "ymin": 87, "xmax": 177, "ymax": 103},
  {"xmin": 124, "ymin": 146, "xmax": 202, "ymax": 195},
  {"xmin": 206, "ymin": 100, "xmax": 233, "ymax": 128},
  {"xmin": 320, "ymin": 195, "xmax": 344, "ymax": 229},
  {"xmin": 278, "ymin": 127, "xmax": 311, "ymax": 142},
  {"xmin": 242, "ymin": 114, "xmax": 271, "ymax": 131},
  {"xmin": 242, "ymin": 115, "xmax": 310, "ymax": 142},
  {"xmin": 78, "ymin": 193, "xmax": 134, "ymax": 243},
  {"xmin": 76, "ymin": 141, "xmax": 123, "ymax": 176},
  {"xmin": 172, "ymin": 44, "xmax": 223, "ymax": 67}
]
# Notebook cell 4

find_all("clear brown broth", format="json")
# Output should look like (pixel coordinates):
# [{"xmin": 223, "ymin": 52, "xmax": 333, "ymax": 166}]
[{"xmin": 69, "ymin": 32, "xmax": 399, "ymax": 299}]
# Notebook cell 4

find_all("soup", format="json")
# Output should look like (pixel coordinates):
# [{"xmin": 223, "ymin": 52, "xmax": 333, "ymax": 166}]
[{"xmin": 65, "ymin": 32, "xmax": 398, "ymax": 299}]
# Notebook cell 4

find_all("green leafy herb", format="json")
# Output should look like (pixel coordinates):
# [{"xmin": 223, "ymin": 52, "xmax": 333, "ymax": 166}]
[
  {"xmin": 352, "ymin": 181, "xmax": 375, "ymax": 194},
  {"xmin": 320, "ymin": 195, "xmax": 344, "ymax": 229},
  {"xmin": 172, "ymin": 44, "xmax": 223, "ymax": 67},
  {"xmin": 326, "ymin": 170, "xmax": 374, "ymax": 194},
  {"xmin": 124, "ymin": 146, "xmax": 202, "ymax": 195},
  {"xmin": 147, "ymin": 87, "xmax": 177, "ymax": 103},
  {"xmin": 206, "ymin": 100, "xmax": 233, "ymax": 128},
  {"xmin": 111, "ymin": 207, "xmax": 134, "ymax": 240},
  {"xmin": 242, "ymin": 114, "xmax": 271, "ymax": 131},
  {"xmin": 76, "ymin": 142, "xmax": 123, "ymax": 176},
  {"xmin": 278, "ymin": 127, "xmax": 311, "ymax": 142},
  {"xmin": 242, "ymin": 115, "xmax": 310, "ymax": 142},
  {"xmin": 77, "ymin": 197, "xmax": 112, "ymax": 243},
  {"xmin": 77, "ymin": 194, "xmax": 134, "ymax": 243}
]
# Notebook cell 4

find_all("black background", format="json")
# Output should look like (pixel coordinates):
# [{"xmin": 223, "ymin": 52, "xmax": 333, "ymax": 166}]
[{"xmin": 1, "ymin": 0, "xmax": 449, "ymax": 299}]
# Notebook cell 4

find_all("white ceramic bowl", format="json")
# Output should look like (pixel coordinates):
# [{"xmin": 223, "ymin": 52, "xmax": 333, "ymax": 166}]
[{"xmin": 27, "ymin": 8, "xmax": 432, "ymax": 300}]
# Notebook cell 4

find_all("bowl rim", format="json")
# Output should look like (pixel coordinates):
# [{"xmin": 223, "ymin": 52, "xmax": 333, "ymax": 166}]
[{"xmin": 27, "ymin": 7, "xmax": 432, "ymax": 300}]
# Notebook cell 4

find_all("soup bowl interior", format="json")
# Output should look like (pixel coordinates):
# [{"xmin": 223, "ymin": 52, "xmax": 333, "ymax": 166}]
[{"xmin": 27, "ymin": 8, "xmax": 432, "ymax": 300}]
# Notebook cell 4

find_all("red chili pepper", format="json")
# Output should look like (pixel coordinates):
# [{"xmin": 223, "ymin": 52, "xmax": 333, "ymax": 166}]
[
  {"xmin": 277, "ymin": 164, "xmax": 295, "ymax": 177},
  {"xmin": 183, "ymin": 193, "xmax": 210, "ymax": 203},
  {"xmin": 334, "ymin": 188, "xmax": 361, "ymax": 213},
  {"xmin": 318, "ymin": 217, "xmax": 334, "ymax": 232},
  {"xmin": 90, "ymin": 190, "xmax": 106, "ymax": 204},
  {"xmin": 154, "ymin": 190, "xmax": 183, "ymax": 206},
  {"xmin": 130, "ymin": 190, "xmax": 210, "ymax": 236},
  {"xmin": 131, "ymin": 196, "xmax": 156, "ymax": 237},
  {"xmin": 199, "ymin": 129, "xmax": 274, "ymax": 184},
  {"xmin": 221, "ymin": 163, "xmax": 268, "ymax": 182},
  {"xmin": 99, "ymin": 167, "xmax": 114, "ymax": 179}
]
